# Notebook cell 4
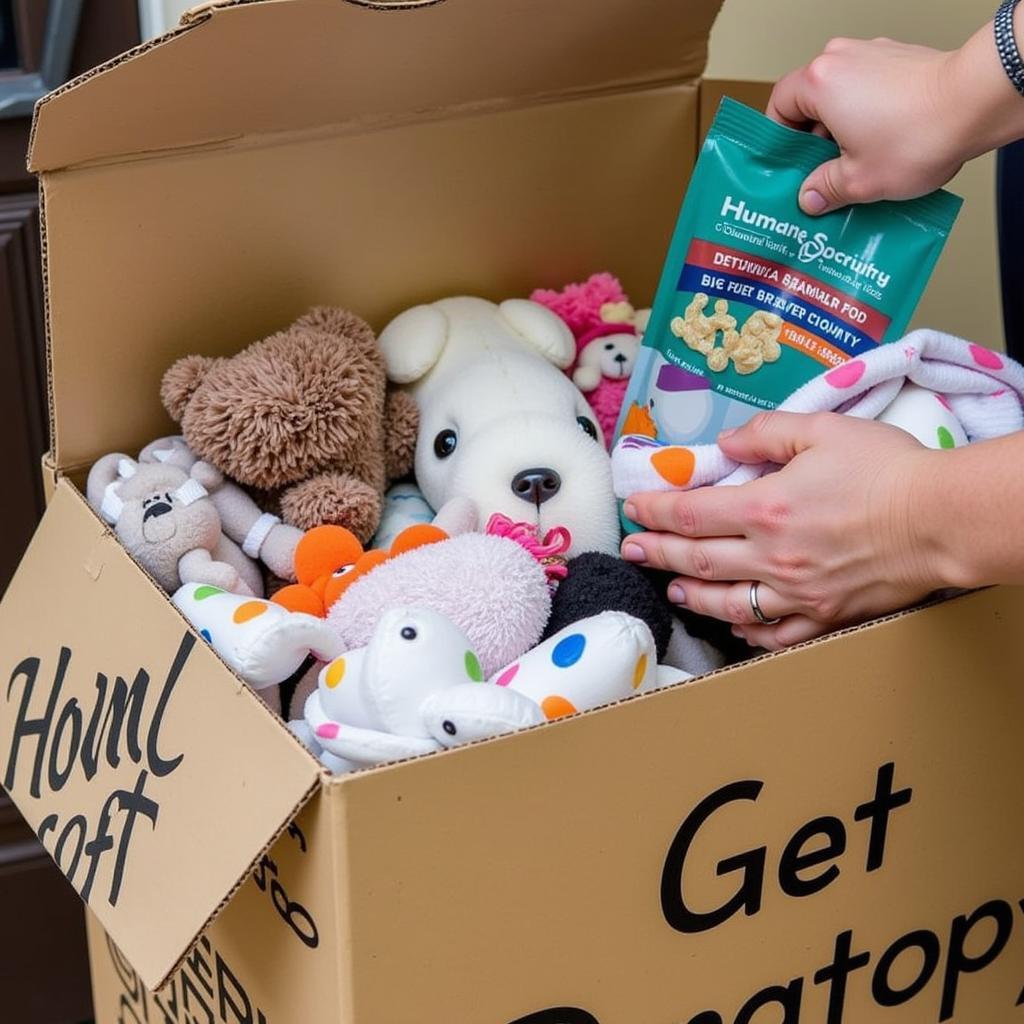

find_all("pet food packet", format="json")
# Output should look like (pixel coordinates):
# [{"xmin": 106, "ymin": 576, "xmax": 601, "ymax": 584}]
[{"xmin": 615, "ymin": 97, "xmax": 962, "ymax": 455}]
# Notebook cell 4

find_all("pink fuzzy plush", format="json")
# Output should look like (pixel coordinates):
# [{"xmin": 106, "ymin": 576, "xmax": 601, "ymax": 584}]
[
  {"xmin": 288, "ymin": 532, "xmax": 553, "ymax": 716},
  {"xmin": 530, "ymin": 272, "xmax": 627, "ymax": 341},
  {"xmin": 329, "ymin": 533, "xmax": 550, "ymax": 674},
  {"xmin": 530, "ymin": 273, "xmax": 641, "ymax": 448},
  {"xmin": 585, "ymin": 377, "xmax": 631, "ymax": 445}
]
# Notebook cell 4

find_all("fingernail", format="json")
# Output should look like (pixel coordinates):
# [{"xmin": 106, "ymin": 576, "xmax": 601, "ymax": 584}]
[
  {"xmin": 718, "ymin": 428, "xmax": 736, "ymax": 442},
  {"xmin": 668, "ymin": 584, "xmax": 686, "ymax": 605},
  {"xmin": 800, "ymin": 189, "xmax": 828, "ymax": 215},
  {"xmin": 623, "ymin": 501, "xmax": 638, "ymax": 521},
  {"xmin": 621, "ymin": 542, "xmax": 645, "ymax": 563}
]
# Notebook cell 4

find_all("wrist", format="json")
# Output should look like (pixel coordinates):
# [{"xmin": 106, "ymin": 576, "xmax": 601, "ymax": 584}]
[
  {"xmin": 905, "ymin": 447, "xmax": 981, "ymax": 592},
  {"xmin": 945, "ymin": 12, "xmax": 1024, "ymax": 158}
]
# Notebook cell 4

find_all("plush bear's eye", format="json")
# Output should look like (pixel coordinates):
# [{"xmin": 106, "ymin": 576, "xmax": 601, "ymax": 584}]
[
  {"xmin": 331, "ymin": 564, "xmax": 355, "ymax": 579},
  {"xmin": 400, "ymin": 626, "xmax": 417, "ymax": 641},
  {"xmin": 576, "ymin": 416, "xmax": 599, "ymax": 441},
  {"xmin": 442, "ymin": 720, "xmax": 457, "ymax": 736},
  {"xmin": 604, "ymin": 342, "xmax": 615, "ymax": 351},
  {"xmin": 433, "ymin": 429, "xmax": 457, "ymax": 459}
]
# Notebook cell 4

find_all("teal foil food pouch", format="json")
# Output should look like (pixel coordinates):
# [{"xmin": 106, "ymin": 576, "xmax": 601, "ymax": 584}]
[{"xmin": 615, "ymin": 98, "xmax": 962, "ymax": 462}]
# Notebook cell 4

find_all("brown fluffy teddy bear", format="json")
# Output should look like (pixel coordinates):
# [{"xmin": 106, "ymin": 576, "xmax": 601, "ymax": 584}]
[{"xmin": 161, "ymin": 307, "xmax": 418, "ymax": 542}]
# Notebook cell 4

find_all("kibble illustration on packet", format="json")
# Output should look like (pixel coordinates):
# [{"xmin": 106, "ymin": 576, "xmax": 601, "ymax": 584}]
[{"xmin": 615, "ymin": 98, "xmax": 962, "ymax": 458}]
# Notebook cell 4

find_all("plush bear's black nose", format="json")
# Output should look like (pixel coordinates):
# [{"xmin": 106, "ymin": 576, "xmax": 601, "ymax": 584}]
[
  {"xmin": 614, "ymin": 352, "xmax": 627, "ymax": 364},
  {"xmin": 143, "ymin": 501, "xmax": 173, "ymax": 522},
  {"xmin": 511, "ymin": 468, "xmax": 561, "ymax": 506}
]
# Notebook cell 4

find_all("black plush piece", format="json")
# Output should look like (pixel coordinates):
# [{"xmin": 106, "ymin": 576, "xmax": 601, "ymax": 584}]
[
  {"xmin": 643, "ymin": 566, "xmax": 751, "ymax": 667},
  {"xmin": 544, "ymin": 552, "xmax": 674, "ymax": 659}
]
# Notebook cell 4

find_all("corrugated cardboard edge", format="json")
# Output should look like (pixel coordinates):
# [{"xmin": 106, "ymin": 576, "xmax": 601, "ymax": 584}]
[
  {"xmin": 40, "ymin": 451, "xmax": 58, "ymax": 503},
  {"xmin": 37, "ymin": 180, "xmax": 55, "ymax": 481},
  {"xmin": 324, "ymin": 588, "xmax": 982, "ymax": 788},
  {"xmin": 27, "ymin": 26, "xmax": 193, "ymax": 171},
  {"xmin": 182, "ymin": 0, "xmax": 443, "ymax": 21},
  {"xmin": 327, "ymin": 785, "xmax": 358, "ymax": 1024},
  {"xmin": 150, "ymin": 777, "xmax": 325, "ymax": 992}
]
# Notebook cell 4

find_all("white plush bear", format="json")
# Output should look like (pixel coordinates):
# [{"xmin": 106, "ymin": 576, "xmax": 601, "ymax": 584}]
[
  {"xmin": 572, "ymin": 330, "xmax": 642, "ymax": 393},
  {"xmin": 377, "ymin": 296, "xmax": 620, "ymax": 556}
]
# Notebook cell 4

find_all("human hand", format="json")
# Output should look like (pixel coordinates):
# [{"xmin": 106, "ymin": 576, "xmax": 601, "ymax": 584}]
[
  {"xmin": 767, "ymin": 25, "xmax": 1024, "ymax": 215},
  {"xmin": 620, "ymin": 413, "xmax": 944, "ymax": 650}
]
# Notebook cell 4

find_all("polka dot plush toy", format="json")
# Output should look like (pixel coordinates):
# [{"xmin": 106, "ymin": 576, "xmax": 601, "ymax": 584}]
[
  {"xmin": 171, "ymin": 582, "xmax": 342, "ymax": 702},
  {"xmin": 293, "ymin": 606, "xmax": 545, "ymax": 773},
  {"xmin": 491, "ymin": 610, "xmax": 677, "ymax": 721},
  {"xmin": 612, "ymin": 329, "xmax": 1024, "ymax": 496}
]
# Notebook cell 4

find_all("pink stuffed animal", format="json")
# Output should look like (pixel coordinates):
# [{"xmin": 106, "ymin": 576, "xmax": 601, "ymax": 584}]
[{"xmin": 531, "ymin": 273, "xmax": 649, "ymax": 448}]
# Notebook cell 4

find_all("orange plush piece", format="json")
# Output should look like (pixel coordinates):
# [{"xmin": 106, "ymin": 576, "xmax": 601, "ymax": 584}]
[
  {"xmin": 272, "ymin": 523, "xmax": 447, "ymax": 617},
  {"xmin": 621, "ymin": 401, "xmax": 657, "ymax": 438}
]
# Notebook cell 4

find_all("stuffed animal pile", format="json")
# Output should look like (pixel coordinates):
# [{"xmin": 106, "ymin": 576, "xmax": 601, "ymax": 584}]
[
  {"xmin": 85, "ymin": 291, "xmax": 731, "ymax": 772},
  {"xmin": 83, "ymin": 280, "xmax": 1024, "ymax": 774}
]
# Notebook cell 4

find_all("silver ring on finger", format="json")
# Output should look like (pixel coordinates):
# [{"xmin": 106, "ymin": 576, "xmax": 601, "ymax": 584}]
[{"xmin": 749, "ymin": 581, "xmax": 781, "ymax": 626}]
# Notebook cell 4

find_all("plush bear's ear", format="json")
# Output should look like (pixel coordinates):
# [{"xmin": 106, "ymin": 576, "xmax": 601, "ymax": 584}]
[
  {"xmin": 383, "ymin": 389, "xmax": 420, "ymax": 481},
  {"xmin": 497, "ymin": 299, "xmax": 576, "ymax": 369},
  {"xmin": 138, "ymin": 435, "xmax": 195, "ymax": 470},
  {"xmin": 85, "ymin": 453, "xmax": 135, "ymax": 524},
  {"xmin": 377, "ymin": 304, "xmax": 451, "ymax": 384},
  {"xmin": 161, "ymin": 355, "xmax": 217, "ymax": 421},
  {"xmin": 572, "ymin": 364, "xmax": 602, "ymax": 392},
  {"xmin": 294, "ymin": 307, "xmax": 377, "ymax": 352}
]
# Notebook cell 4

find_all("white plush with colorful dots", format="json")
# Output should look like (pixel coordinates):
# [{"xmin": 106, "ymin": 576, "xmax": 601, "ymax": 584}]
[
  {"xmin": 612, "ymin": 329, "xmax": 1024, "ymax": 496},
  {"xmin": 172, "ymin": 583, "xmax": 341, "ymax": 689},
  {"xmin": 876, "ymin": 383, "xmax": 969, "ymax": 449},
  {"xmin": 298, "ymin": 606, "xmax": 545, "ymax": 772},
  {"xmin": 491, "ymin": 610, "xmax": 667, "ymax": 721}
]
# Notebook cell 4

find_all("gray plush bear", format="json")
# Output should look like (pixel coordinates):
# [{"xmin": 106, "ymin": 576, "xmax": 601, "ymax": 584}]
[{"xmin": 86, "ymin": 438, "xmax": 303, "ymax": 595}]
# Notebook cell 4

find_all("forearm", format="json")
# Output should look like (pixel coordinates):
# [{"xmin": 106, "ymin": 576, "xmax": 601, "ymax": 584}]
[
  {"xmin": 947, "ymin": 9, "xmax": 1024, "ymax": 157},
  {"xmin": 914, "ymin": 432, "xmax": 1024, "ymax": 589}
]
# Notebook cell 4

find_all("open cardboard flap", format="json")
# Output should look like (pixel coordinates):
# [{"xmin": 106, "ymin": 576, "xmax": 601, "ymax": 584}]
[
  {"xmin": 31, "ymin": 0, "xmax": 722, "ymax": 472},
  {"xmin": 0, "ymin": 481, "xmax": 321, "ymax": 989},
  {"xmin": 29, "ymin": 0, "xmax": 719, "ymax": 172}
]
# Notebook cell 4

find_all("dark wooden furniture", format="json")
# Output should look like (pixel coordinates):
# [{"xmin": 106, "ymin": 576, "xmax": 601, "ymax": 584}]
[{"xmin": 0, "ymin": 5, "xmax": 143, "ymax": 1021}]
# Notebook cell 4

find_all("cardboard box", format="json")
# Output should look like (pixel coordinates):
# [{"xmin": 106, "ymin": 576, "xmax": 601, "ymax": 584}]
[{"xmin": 3, "ymin": 2, "xmax": 1024, "ymax": 1022}]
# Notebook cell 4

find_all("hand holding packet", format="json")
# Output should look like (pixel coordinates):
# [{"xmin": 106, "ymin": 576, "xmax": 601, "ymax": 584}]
[{"xmin": 614, "ymin": 98, "xmax": 963, "ymax": 519}]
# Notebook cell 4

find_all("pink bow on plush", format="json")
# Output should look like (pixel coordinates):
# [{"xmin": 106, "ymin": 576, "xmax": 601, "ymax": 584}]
[{"xmin": 485, "ymin": 514, "xmax": 572, "ymax": 589}]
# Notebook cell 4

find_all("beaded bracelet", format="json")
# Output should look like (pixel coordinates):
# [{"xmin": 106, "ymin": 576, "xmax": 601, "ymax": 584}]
[{"xmin": 996, "ymin": 0, "xmax": 1024, "ymax": 98}]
